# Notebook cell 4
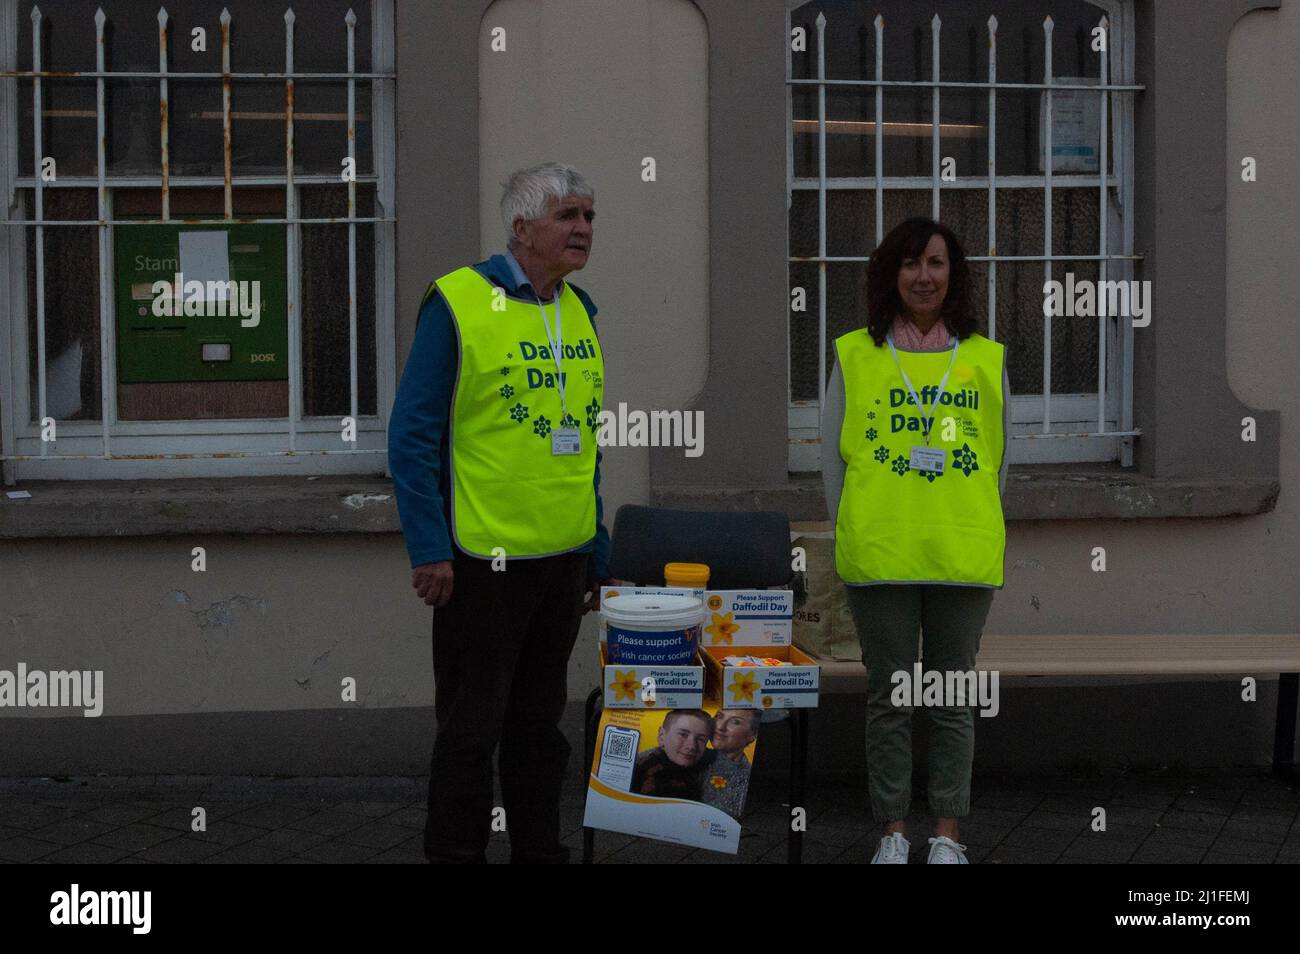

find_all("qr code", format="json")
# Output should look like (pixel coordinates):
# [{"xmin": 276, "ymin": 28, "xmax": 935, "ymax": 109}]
[{"xmin": 603, "ymin": 729, "xmax": 635, "ymax": 763}]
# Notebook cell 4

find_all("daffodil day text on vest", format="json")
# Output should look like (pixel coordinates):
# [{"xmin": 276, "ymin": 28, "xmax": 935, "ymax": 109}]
[
  {"xmin": 889, "ymin": 384, "xmax": 983, "ymax": 439},
  {"xmin": 516, "ymin": 336, "xmax": 600, "ymax": 391}
]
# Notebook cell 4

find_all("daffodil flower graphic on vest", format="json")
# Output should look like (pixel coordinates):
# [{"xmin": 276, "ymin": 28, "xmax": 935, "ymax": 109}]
[
  {"xmin": 952, "ymin": 443, "xmax": 979, "ymax": 476},
  {"xmin": 705, "ymin": 611, "xmax": 740, "ymax": 645},
  {"xmin": 728, "ymin": 671, "xmax": 759, "ymax": 704},
  {"xmin": 609, "ymin": 670, "xmax": 639, "ymax": 702},
  {"xmin": 709, "ymin": 775, "xmax": 728, "ymax": 790}
]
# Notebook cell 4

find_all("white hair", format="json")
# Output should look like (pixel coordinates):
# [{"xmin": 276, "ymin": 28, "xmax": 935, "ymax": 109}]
[{"xmin": 500, "ymin": 162, "xmax": 594, "ymax": 249}]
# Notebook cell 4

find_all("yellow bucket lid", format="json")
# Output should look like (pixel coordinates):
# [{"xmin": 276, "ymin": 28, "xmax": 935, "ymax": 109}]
[{"xmin": 664, "ymin": 562, "xmax": 711, "ymax": 586}]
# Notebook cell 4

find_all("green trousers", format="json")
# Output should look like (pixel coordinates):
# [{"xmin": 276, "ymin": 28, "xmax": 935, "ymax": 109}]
[{"xmin": 844, "ymin": 583, "xmax": 996, "ymax": 822}]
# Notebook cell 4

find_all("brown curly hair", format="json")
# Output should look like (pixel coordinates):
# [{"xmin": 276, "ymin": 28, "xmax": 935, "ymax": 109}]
[{"xmin": 864, "ymin": 217, "xmax": 978, "ymax": 345}]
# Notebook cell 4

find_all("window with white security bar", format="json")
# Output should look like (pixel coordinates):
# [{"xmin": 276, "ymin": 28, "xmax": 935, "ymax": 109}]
[
  {"xmin": 787, "ymin": 0, "xmax": 1142, "ymax": 473},
  {"xmin": 0, "ymin": 0, "xmax": 395, "ymax": 481}
]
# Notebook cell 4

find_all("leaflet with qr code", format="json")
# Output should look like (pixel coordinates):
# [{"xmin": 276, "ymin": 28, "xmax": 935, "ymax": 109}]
[{"xmin": 596, "ymin": 726, "xmax": 639, "ymax": 790}]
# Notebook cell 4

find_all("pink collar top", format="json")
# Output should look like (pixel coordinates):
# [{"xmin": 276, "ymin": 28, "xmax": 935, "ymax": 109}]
[{"xmin": 890, "ymin": 313, "xmax": 952, "ymax": 351}]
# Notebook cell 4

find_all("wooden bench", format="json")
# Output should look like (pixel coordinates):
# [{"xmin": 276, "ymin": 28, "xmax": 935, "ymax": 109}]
[{"xmin": 813, "ymin": 634, "xmax": 1300, "ymax": 777}]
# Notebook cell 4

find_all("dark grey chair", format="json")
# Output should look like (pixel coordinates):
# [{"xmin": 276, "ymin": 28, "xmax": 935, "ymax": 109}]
[{"xmin": 607, "ymin": 504, "xmax": 794, "ymax": 588}]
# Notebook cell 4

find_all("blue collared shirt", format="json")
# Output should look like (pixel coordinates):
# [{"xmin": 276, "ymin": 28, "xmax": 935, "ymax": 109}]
[
  {"xmin": 503, "ymin": 247, "xmax": 562, "ymax": 302},
  {"xmin": 388, "ymin": 253, "xmax": 611, "ymax": 580}
]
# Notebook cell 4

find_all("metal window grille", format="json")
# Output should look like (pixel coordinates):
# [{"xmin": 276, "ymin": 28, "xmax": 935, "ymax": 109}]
[
  {"xmin": 786, "ymin": 2, "xmax": 1144, "ymax": 472},
  {"xmin": 0, "ymin": 1, "xmax": 397, "ymax": 479}
]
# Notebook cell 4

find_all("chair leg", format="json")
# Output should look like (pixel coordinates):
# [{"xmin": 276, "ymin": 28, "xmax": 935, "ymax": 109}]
[
  {"xmin": 1273, "ymin": 673, "xmax": 1298, "ymax": 781},
  {"xmin": 787, "ymin": 710, "xmax": 807, "ymax": 864},
  {"xmin": 582, "ymin": 688, "xmax": 601, "ymax": 780}
]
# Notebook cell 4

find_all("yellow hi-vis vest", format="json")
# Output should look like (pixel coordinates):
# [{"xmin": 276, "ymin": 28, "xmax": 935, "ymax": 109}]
[
  {"xmin": 433, "ymin": 266, "xmax": 604, "ymax": 559},
  {"xmin": 833, "ymin": 329, "xmax": 1005, "ymax": 586}
]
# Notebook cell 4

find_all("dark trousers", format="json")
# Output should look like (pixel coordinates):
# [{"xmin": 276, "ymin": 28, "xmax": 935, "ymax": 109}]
[{"xmin": 424, "ymin": 547, "xmax": 589, "ymax": 863}]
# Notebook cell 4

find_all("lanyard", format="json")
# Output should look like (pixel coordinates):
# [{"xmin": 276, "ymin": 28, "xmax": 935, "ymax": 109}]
[
  {"xmin": 886, "ymin": 331, "xmax": 959, "ymax": 446},
  {"xmin": 534, "ymin": 287, "xmax": 568, "ymax": 416}
]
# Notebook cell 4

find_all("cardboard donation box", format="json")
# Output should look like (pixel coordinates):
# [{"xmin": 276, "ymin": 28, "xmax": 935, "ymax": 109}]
[
  {"xmin": 599, "ymin": 643, "xmax": 704, "ymax": 710},
  {"xmin": 699, "ymin": 590, "xmax": 793, "ymax": 646},
  {"xmin": 694, "ymin": 585, "xmax": 820, "ymax": 710},
  {"xmin": 702, "ymin": 645, "xmax": 821, "ymax": 709}
]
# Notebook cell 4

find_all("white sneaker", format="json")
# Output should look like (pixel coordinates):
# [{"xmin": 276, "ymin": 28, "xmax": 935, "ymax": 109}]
[
  {"xmin": 926, "ymin": 835, "xmax": 969, "ymax": 864},
  {"xmin": 870, "ymin": 831, "xmax": 910, "ymax": 864}
]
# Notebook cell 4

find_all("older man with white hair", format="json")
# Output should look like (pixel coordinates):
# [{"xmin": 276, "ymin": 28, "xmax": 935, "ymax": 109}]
[{"xmin": 389, "ymin": 162, "xmax": 615, "ymax": 863}]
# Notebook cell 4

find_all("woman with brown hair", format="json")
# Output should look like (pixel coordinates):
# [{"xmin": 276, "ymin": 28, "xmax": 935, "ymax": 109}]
[{"xmin": 821, "ymin": 217, "xmax": 1011, "ymax": 864}]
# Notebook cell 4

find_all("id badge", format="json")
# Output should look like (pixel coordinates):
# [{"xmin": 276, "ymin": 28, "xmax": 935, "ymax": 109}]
[
  {"xmin": 909, "ymin": 445, "xmax": 946, "ymax": 473},
  {"xmin": 551, "ymin": 427, "xmax": 582, "ymax": 455}
]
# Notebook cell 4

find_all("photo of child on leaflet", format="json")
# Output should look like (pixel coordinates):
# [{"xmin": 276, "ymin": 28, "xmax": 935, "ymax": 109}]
[{"xmin": 629, "ymin": 708, "xmax": 761, "ymax": 820}]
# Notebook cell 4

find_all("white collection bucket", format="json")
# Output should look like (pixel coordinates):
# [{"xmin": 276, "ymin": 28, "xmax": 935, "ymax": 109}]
[{"xmin": 601, "ymin": 594, "xmax": 703, "ymax": 666}]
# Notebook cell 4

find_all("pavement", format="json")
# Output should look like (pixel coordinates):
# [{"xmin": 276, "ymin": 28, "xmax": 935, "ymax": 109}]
[{"xmin": 0, "ymin": 767, "xmax": 1297, "ymax": 864}]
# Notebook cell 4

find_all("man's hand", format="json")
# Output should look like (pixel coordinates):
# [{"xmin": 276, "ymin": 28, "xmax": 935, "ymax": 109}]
[
  {"xmin": 583, "ymin": 576, "xmax": 622, "ymax": 615},
  {"xmin": 413, "ymin": 560, "xmax": 454, "ymax": 607}
]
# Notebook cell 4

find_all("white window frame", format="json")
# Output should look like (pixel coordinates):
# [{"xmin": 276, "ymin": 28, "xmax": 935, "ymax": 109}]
[
  {"xmin": 786, "ymin": 0, "xmax": 1142, "ymax": 472},
  {"xmin": 0, "ymin": 0, "xmax": 397, "ymax": 481}
]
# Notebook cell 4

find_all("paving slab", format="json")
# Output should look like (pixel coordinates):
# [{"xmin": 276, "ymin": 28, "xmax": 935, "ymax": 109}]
[
  {"xmin": 0, "ymin": 769, "xmax": 1291, "ymax": 864},
  {"xmin": 90, "ymin": 824, "xmax": 181, "ymax": 852}
]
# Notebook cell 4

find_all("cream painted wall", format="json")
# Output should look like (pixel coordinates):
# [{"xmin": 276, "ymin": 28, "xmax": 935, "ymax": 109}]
[
  {"xmin": 1226, "ymin": 5, "xmax": 1299, "ymax": 422},
  {"xmin": 1, "ymin": 530, "xmax": 629, "ymax": 719},
  {"xmin": 3, "ymin": 536, "xmax": 432, "ymax": 718},
  {"xmin": 477, "ymin": 0, "xmax": 710, "ymax": 517}
]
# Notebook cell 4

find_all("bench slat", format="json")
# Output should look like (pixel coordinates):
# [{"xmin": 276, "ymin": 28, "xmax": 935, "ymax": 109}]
[{"xmin": 814, "ymin": 634, "xmax": 1300, "ymax": 689}]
